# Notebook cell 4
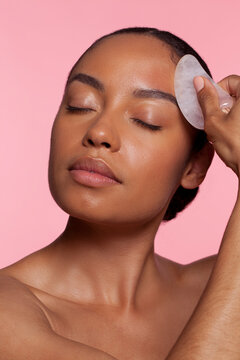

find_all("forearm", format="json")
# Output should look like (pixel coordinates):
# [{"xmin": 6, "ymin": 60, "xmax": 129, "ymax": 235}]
[{"xmin": 166, "ymin": 181, "xmax": 240, "ymax": 359}]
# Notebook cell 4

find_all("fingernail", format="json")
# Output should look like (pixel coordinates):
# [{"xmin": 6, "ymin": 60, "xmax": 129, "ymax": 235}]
[{"xmin": 194, "ymin": 76, "xmax": 204, "ymax": 92}]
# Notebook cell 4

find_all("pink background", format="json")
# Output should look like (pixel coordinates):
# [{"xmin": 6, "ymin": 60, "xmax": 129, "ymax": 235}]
[{"xmin": 0, "ymin": 0, "xmax": 239, "ymax": 267}]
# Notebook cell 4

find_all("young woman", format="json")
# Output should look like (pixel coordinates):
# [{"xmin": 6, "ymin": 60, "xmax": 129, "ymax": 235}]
[{"xmin": 1, "ymin": 27, "xmax": 240, "ymax": 359}]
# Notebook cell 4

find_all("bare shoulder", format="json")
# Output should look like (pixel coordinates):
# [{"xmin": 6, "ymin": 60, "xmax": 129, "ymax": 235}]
[
  {"xmin": 0, "ymin": 273, "xmax": 117, "ymax": 360},
  {"xmin": 0, "ymin": 273, "xmax": 53, "ymax": 358},
  {"xmin": 154, "ymin": 252, "xmax": 218, "ymax": 291},
  {"xmin": 184, "ymin": 253, "xmax": 218, "ymax": 277},
  {"xmin": 0, "ymin": 272, "xmax": 53, "ymax": 330},
  {"xmin": 180, "ymin": 253, "xmax": 218, "ymax": 293},
  {"xmin": 154, "ymin": 251, "xmax": 217, "ymax": 273}
]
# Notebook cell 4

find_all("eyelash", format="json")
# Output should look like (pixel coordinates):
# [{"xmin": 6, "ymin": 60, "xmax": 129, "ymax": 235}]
[
  {"xmin": 130, "ymin": 118, "xmax": 162, "ymax": 131},
  {"xmin": 65, "ymin": 105, "xmax": 162, "ymax": 131},
  {"xmin": 66, "ymin": 105, "xmax": 93, "ymax": 113}
]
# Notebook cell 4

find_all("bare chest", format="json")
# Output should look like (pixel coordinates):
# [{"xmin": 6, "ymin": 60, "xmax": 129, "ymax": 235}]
[{"xmin": 34, "ymin": 289, "xmax": 200, "ymax": 360}]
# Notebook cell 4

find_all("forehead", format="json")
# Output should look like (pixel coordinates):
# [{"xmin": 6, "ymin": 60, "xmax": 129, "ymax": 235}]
[{"xmin": 71, "ymin": 34, "xmax": 177, "ymax": 95}]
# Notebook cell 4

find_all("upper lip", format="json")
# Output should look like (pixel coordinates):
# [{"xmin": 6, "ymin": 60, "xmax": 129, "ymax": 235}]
[{"xmin": 68, "ymin": 156, "xmax": 121, "ymax": 183}]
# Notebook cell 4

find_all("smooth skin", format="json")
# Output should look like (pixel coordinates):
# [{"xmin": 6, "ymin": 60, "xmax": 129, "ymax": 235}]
[
  {"xmin": 166, "ymin": 75, "xmax": 240, "ymax": 359},
  {"xmin": 1, "ymin": 33, "xmax": 237, "ymax": 359}
]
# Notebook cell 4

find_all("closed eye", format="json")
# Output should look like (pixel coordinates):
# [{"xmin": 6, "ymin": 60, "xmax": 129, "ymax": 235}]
[
  {"xmin": 66, "ymin": 105, "xmax": 94, "ymax": 113},
  {"xmin": 66, "ymin": 106, "xmax": 162, "ymax": 131},
  {"xmin": 131, "ymin": 118, "xmax": 162, "ymax": 131}
]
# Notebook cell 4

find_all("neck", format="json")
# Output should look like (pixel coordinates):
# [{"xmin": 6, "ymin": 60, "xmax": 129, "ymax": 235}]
[{"xmin": 44, "ymin": 215, "xmax": 168, "ymax": 311}]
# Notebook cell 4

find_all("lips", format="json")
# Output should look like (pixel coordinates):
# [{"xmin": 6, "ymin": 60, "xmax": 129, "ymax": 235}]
[{"xmin": 68, "ymin": 156, "xmax": 121, "ymax": 183}]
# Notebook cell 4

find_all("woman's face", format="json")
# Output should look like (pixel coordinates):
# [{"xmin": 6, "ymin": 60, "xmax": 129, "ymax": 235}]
[{"xmin": 48, "ymin": 34, "xmax": 198, "ymax": 225}]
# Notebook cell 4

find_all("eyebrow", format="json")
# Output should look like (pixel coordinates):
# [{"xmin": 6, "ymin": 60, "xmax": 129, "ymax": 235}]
[
  {"xmin": 66, "ymin": 72, "xmax": 178, "ymax": 107},
  {"xmin": 132, "ymin": 88, "xmax": 178, "ymax": 106},
  {"xmin": 66, "ymin": 73, "xmax": 104, "ymax": 92}
]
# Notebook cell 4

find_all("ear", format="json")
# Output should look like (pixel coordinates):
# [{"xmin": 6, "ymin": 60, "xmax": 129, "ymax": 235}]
[{"xmin": 180, "ymin": 142, "xmax": 215, "ymax": 189}]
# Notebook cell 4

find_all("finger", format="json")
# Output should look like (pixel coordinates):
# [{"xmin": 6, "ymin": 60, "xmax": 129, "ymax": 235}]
[
  {"xmin": 225, "ymin": 96, "xmax": 240, "ymax": 119},
  {"xmin": 193, "ymin": 76, "xmax": 224, "ymax": 143},
  {"xmin": 193, "ymin": 76, "xmax": 222, "ymax": 118},
  {"xmin": 217, "ymin": 75, "xmax": 240, "ymax": 98}
]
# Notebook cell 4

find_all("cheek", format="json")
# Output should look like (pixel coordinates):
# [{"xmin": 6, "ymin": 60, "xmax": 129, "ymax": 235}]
[
  {"xmin": 48, "ymin": 113, "xmax": 192, "ymax": 223},
  {"xmin": 49, "ymin": 117, "xmax": 79, "ymax": 167},
  {"xmin": 48, "ymin": 118, "xmax": 75, "ymax": 193},
  {"xmin": 127, "ymin": 131, "xmax": 191, "ymax": 216}
]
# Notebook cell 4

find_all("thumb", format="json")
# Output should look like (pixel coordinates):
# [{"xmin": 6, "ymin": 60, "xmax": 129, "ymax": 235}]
[{"xmin": 193, "ymin": 76, "xmax": 220, "ymax": 120}]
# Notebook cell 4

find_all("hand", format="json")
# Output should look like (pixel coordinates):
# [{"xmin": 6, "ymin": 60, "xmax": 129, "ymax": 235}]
[{"xmin": 193, "ymin": 75, "xmax": 240, "ymax": 177}]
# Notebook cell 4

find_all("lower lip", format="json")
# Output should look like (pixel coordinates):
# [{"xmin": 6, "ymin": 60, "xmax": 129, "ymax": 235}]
[{"xmin": 69, "ymin": 169, "xmax": 120, "ymax": 187}]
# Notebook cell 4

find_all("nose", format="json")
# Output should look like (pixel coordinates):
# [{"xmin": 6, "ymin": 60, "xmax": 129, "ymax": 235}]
[{"xmin": 82, "ymin": 113, "xmax": 121, "ymax": 152}]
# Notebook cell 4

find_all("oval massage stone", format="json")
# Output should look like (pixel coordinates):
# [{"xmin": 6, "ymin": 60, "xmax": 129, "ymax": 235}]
[{"xmin": 174, "ymin": 54, "xmax": 234, "ymax": 129}]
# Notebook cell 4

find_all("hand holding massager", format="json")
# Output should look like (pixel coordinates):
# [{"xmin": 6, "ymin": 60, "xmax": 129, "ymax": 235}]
[{"xmin": 174, "ymin": 54, "xmax": 234, "ymax": 130}]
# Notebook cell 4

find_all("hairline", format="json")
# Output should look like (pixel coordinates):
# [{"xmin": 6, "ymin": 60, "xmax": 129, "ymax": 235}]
[{"xmin": 66, "ymin": 32, "xmax": 180, "ymax": 84}]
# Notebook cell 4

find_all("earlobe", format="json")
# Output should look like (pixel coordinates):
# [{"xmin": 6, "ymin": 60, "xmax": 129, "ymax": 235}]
[{"xmin": 180, "ymin": 142, "xmax": 215, "ymax": 189}]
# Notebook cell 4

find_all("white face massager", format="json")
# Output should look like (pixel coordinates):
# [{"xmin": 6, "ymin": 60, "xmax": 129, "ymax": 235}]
[{"xmin": 174, "ymin": 54, "xmax": 234, "ymax": 129}]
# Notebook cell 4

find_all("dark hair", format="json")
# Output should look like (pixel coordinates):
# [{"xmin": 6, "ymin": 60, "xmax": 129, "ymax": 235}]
[{"xmin": 66, "ymin": 27, "xmax": 212, "ymax": 221}]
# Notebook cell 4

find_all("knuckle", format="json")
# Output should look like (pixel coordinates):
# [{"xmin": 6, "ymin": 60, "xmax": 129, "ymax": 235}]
[
  {"xmin": 204, "ymin": 123, "xmax": 214, "ymax": 137},
  {"xmin": 228, "ymin": 74, "xmax": 240, "ymax": 79},
  {"xmin": 198, "ymin": 91, "xmax": 218, "ymax": 109},
  {"xmin": 198, "ymin": 91, "xmax": 211, "ymax": 103},
  {"xmin": 224, "ymin": 74, "xmax": 240, "ymax": 82},
  {"xmin": 205, "ymin": 113, "xmax": 218, "ymax": 124},
  {"xmin": 203, "ymin": 114, "xmax": 218, "ymax": 135}
]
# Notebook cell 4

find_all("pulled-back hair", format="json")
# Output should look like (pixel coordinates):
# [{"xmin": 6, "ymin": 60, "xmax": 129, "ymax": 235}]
[{"xmin": 66, "ymin": 27, "xmax": 212, "ymax": 221}]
